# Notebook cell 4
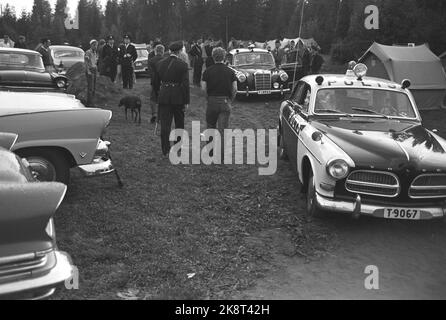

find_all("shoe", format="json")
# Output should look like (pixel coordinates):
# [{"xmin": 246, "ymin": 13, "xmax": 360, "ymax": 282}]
[{"xmin": 150, "ymin": 116, "xmax": 157, "ymax": 124}]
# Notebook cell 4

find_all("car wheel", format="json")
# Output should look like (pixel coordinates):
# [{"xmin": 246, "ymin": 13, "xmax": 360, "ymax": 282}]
[
  {"xmin": 278, "ymin": 128, "xmax": 289, "ymax": 161},
  {"xmin": 306, "ymin": 172, "xmax": 324, "ymax": 221},
  {"xmin": 20, "ymin": 150, "xmax": 70, "ymax": 184}
]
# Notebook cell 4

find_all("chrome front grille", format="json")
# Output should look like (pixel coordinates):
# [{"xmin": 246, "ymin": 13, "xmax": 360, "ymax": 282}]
[
  {"xmin": 409, "ymin": 174, "xmax": 446, "ymax": 199},
  {"xmin": 346, "ymin": 171, "xmax": 400, "ymax": 198},
  {"xmin": 255, "ymin": 73, "xmax": 271, "ymax": 91},
  {"xmin": 0, "ymin": 252, "xmax": 49, "ymax": 282}
]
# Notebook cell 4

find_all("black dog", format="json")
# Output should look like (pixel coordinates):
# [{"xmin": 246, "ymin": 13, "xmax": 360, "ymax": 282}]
[{"xmin": 119, "ymin": 96, "xmax": 142, "ymax": 124}]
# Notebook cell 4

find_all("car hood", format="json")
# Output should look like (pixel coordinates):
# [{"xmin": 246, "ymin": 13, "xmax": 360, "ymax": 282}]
[
  {"xmin": 0, "ymin": 69, "xmax": 53, "ymax": 84},
  {"xmin": 313, "ymin": 119, "xmax": 446, "ymax": 172},
  {"xmin": 235, "ymin": 65, "xmax": 278, "ymax": 74}
]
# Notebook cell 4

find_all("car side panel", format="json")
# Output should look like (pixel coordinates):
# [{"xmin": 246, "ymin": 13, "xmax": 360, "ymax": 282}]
[{"xmin": 0, "ymin": 109, "xmax": 112, "ymax": 165}]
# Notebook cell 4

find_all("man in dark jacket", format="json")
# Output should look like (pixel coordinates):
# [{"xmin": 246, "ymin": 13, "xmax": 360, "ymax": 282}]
[
  {"xmin": 147, "ymin": 44, "xmax": 165, "ymax": 124},
  {"xmin": 189, "ymin": 39, "xmax": 204, "ymax": 86},
  {"xmin": 14, "ymin": 36, "xmax": 27, "ymax": 49},
  {"xmin": 101, "ymin": 35, "xmax": 119, "ymax": 83},
  {"xmin": 118, "ymin": 34, "xmax": 138, "ymax": 89},
  {"xmin": 153, "ymin": 41, "xmax": 190, "ymax": 157}
]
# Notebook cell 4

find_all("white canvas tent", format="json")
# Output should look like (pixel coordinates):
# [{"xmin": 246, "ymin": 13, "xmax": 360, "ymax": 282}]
[{"xmin": 359, "ymin": 43, "xmax": 446, "ymax": 110}]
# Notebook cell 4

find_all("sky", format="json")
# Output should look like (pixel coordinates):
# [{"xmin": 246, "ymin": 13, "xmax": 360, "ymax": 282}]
[{"xmin": 0, "ymin": 0, "xmax": 107, "ymax": 16}]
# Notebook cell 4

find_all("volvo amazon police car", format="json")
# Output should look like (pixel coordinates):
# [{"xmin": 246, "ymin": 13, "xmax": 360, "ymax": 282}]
[{"xmin": 278, "ymin": 63, "xmax": 446, "ymax": 221}]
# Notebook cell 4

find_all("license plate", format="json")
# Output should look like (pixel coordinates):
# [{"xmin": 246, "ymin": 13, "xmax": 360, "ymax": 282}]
[
  {"xmin": 383, "ymin": 208, "xmax": 421, "ymax": 220},
  {"xmin": 258, "ymin": 90, "xmax": 271, "ymax": 95}
]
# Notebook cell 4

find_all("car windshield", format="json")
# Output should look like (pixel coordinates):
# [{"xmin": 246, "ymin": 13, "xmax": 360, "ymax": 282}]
[
  {"xmin": 314, "ymin": 88, "xmax": 417, "ymax": 119},
  {"xmin": 0, "ymin": 51, "xmax": 45, "ymax": 70},
  {"xmin": 53, "ymin": 49, "xmax": 84, "ymax": 59},
  {"xmin": 234, "ymin": 52, "xmax": 274, "ymax": 67},
  {"xmin": 137, "ymin": 49, "xmax": 148, "ymax": 59}
]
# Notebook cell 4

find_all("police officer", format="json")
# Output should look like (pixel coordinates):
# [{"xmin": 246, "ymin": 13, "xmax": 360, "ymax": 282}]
[
  {"xmin": 101, "ymin": 35, "xmax": 119, "ymax": 83},
  {"xmin": 153, "ymin": 41, "xmax": 190, "ymax": 157},
  {"xmin": 148, "ymin": 44, "xmax": 166, "ymax": 124},
  {"xmin": 118, "ymin": 34, "xmax": 138, "ymax": 89}
]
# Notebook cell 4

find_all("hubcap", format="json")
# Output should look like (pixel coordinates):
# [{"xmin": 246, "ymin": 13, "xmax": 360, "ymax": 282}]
[{"xmin": 27, "ymin": 157, "xmax": 57, "ymax": 182}]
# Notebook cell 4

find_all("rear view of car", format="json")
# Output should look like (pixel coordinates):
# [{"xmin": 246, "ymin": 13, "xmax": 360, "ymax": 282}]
[
  {"xmin": 50, "ymin": 45, "xmax": 85, "ymax": 75},
  {"xmin": 133, "ymin": 44, "xmax": 149, "ymax": 75},
  {"xmin": 0, "ymin": 133, "xmax": 74, "ymax": 299}
]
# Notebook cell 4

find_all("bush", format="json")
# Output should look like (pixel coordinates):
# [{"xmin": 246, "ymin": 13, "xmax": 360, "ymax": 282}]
[{"xmin": 66, "ymin": 62, "xmax": 122, "ymax": 105}]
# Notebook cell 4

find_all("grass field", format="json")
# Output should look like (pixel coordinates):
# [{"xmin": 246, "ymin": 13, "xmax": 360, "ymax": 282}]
[{"xmin": 53, "ymin": 70, "xmax": 446, "ymax": 300}]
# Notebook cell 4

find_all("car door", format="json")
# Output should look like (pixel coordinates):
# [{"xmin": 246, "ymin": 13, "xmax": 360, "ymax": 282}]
[{"xmin": 282, "ymin": 81, "xmax": 311, "ymax": 171}]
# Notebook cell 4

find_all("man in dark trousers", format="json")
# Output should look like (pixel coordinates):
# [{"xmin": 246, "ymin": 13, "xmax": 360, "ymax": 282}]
[
  {"xmin": 118, "ymin": 34, "xmax": 138, "ymax": 89},
  {"xmin": 101, "ymin": 35, "xmax": 119, "ymax": 83},
  {"xmin": 147, "ymin": 44, "xmax": 165, "ymax": 124},
  {"xmin": 153, "ymin": 41, "xmax": 190, "ymax": 157},
  {"xmin": 189, "ymin": 39, "xmax": 203, "ymax": 86}
]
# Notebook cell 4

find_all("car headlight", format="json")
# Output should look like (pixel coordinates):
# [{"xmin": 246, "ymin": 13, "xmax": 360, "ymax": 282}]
[
  {"xmin": 237, "ymin": 73, "xmax": 247, "ymax": 83},
  {"xmin": 280, "ymin": 71, "xmax": 289, "ymax": 82},
  {"xmin": 273, "ymin": 82, "xmax": 280, "ymax": 89},
  {"xmin": 56, "ymin": 79, "xmax": 67, "ymax": 88},
  {"xmin": 326, "ymin": 159, "xmax": 350, "ymax": 180}
]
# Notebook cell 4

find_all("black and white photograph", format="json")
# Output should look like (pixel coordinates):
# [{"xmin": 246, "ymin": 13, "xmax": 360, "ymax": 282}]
[{"xmin": 0, "ymin": 0, "xmax": 446, "ymax": 307}]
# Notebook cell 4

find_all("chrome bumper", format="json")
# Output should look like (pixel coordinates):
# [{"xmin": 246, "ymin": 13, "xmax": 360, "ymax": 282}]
[
  {"xmin": 0, "ymin": 251, "xmax": 74, "ymax": 298},
  {"xmin": 237, "ymin": 88, "xmax": 291, "ymax": 96},
  {"xmin": 315, "ymin": 193, "xmax": 446, "ymax": 220},
  {"xmin": 78, "ymin": 158, "xmax": 115, "ymax": 177},
  {"xmin": 78, "ymin": 140, "xmax": 115, "ymax": 177}
]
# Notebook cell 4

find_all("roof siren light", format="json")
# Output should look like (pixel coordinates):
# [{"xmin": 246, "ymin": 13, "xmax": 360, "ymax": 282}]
[
  {"xmin": 353, "ymin": 63, "xmax": 368, "ymax": 80},
  {"xmin": 401, "ymin": 79, "xmax": 411, "ymax": 89}
]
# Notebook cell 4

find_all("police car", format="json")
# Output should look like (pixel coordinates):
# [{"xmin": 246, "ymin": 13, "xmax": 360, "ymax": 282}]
[{"xmin": 278, "ymin": 63, "xmax": 446, "ymax": 221}]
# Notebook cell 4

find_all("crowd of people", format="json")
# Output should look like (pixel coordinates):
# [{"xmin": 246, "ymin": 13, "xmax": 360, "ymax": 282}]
[{"xmin": 0, "ymin": 32, "xmax": 324, "ymax": 157}]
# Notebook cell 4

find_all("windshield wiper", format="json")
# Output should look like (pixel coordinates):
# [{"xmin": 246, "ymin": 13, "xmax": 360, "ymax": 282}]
[
  {"xmin": 351, "ymin": 107, "xmax": 391, "ymax": 119},
  {"xmin": 316, "ymin": 109, "xmax": 351, "ymax": 116}
]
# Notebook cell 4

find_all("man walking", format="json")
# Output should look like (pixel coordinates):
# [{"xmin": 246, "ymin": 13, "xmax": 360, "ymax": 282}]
[
  {"xmin": 153, "ymin": 41, "xmax": 190, "ymax": 157},
  {"xmin": 118, "ymin": 34, "xmax": 138, "ymax": 89},
  {"xmin": 272, "ymin": 39, "xmax": 285, "ymax": 67},
  {"xmin": 189, "ymin": 39, "xmax": 203, "ymax": 86},
  {"xmin": 85, "ymin": 40, "xmax": 99, "ymax": 107},
  {"xmin": 37, "ymin": 38, "xmax": 54, "ymax": 72},
  {"xmin": 147, "ymin": 44, "xmax": 165, "ymax": 124},
  {"xmin": 201, "ymin": 47, "xmax": 237, "ymax": 132},
  {"xmin": 101, "ymin": 35, "xmax": 119, "ymax": 83}
]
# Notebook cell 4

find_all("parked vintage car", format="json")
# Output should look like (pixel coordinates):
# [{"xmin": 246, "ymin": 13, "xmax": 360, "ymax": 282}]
[
  {"xmin": 227, "ymin": 48, "xmax": 291, "ymax": 98},
  {"xmin": 50, "ymin": 45, "xmax": 85, "ymax": 75},
  {"xmin": 0, "ymin": 47, "xmax": 68, "ymax": 91},
  {"xmin": 278, "ymin": 63, "xmax": 446, "ymax": 221},
  {"xmin": 133, "ymin": 43, "xmax": 149, "ymax": 75},
  {"xmin": 0, "ymin": 133, "xmax": 74, "ymax": 299},
  {"xmin": 0, "ymin": 91, "xmax": 115, "ymax": 184}
]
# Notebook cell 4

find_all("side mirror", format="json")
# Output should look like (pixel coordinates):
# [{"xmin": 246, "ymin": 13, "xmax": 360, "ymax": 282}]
[{"xmin": 0, "ymin": 132, "xmax": 18, "ymax": 150}]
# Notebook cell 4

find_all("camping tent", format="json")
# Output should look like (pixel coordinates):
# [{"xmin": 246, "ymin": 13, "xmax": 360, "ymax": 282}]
[{"xmin": 359, "ymin": 43, "xmax": 446, "ymax": 109}]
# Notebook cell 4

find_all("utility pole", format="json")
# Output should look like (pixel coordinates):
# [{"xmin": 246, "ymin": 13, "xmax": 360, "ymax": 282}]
[{"xmin": 298, "ymin": 0, "xmax": 308, "ymax": 38}]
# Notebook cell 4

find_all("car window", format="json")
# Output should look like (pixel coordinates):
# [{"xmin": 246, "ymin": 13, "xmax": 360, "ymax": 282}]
[
  {"xmin": 292, "ymin": 82, "xmax": 311, "ymax": 113},
  {"xmin": 137, "ymin": 49, "xmax": 148, "ymax": 58},
  {"xmin": 53, "ymin": 50, "xmax": 84, "ymax": 59},
  {"xmin": 314, "ymin": 88, "xmax": 417, "ymax": 118},
  {"xmin": 0, "ymin": 52, "xmax": 44, "ymax": 70},
  {"xmin": 234, "ymin": 53, "xmax": 274, "ymax": 67}
]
